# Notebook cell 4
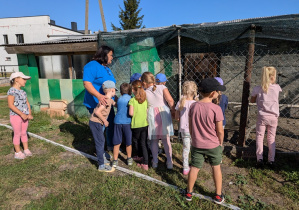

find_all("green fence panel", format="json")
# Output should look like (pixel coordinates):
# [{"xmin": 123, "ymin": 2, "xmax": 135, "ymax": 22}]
[{"xmin": 48, "ymin": 79, "xmax": 61, "ymax": 100}]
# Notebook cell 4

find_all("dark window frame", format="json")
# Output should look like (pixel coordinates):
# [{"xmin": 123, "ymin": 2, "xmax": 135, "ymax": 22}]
[
  {"xmin": 16, "ymin": 34, "xmax": 24, "ymax": 44},
  {"xmin": 3, "ymin": 35, "xmax": 8, "ymax": 44}
]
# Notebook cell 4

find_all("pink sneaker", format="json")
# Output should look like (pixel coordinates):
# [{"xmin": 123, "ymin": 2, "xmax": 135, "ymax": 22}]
[
  {"xmin": 137, "ymin": 163, "xmax": 148, "ymax": 171},
  {"xmin": 14, "ymin": 152, "xmax": 26, "ymax": 159},
  {"xmin": 183, "ymin": 168, "xmax": 190, "ymax": 175},
  {"xmin": 24, "ymin": 149, "xmax": 32, "ymax": 156}
]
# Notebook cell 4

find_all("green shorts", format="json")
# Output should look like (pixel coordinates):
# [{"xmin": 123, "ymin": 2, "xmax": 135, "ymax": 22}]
[{"xmin": 191, "ymin": 145, "xmax": 223, "ymax": 168}]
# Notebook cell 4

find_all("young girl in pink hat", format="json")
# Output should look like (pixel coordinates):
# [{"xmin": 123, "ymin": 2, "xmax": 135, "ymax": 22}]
[{"xmin": 7, "ymin": 72, "xmax": 33, "ymax": 159}]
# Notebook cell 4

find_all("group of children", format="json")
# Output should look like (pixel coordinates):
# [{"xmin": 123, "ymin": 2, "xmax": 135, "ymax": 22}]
[{"xmin": 7, "ymin": 66, "xmax": 282, "ymax": 205}]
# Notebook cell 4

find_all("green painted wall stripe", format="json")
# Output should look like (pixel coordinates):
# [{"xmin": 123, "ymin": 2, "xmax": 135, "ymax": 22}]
[
  {"xmin": 39, "ymin": 79, "xmax": 50, "ymax": 105},
  {"xmin": 72, "ymin": 79, "xmax": 88, "ymax": 116},
  {"xmin": 18, "ymin": 54, "xmax": 41, "ymax": 107},
  {"xmin": 18, "ymin": 64, "xmax": 33, "ymax": 105},
  {"xmin": 48, "ymin": 79, "xmax": 61, "ymax": 100},
  {"xmin": 18, "ymin": 54, "xmax": 28, "ymax": 66},
  {"xmin": 165, "ymin": 60, "xmax": 172, "ymax": 77}
]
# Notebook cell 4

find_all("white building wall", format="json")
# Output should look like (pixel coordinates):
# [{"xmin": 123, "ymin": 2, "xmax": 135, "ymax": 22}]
[{"xmin": 0, "ymin": 15, "xmax": 82, "ymax": 73}]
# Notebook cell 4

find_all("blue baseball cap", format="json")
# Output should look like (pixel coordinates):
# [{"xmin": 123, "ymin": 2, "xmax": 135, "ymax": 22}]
[
  {"xmin": 102, "ymin": 80, "xmax": 118, "ymax": 91},
  {"xmin": 130, "ymin": 73, "xmax": 141, "ymax": 83},
  {"xmin": 155, "ymin": 73, "xmax": 168, "ymax": 82},
  {"xmin": 214, "ymin": 77, "xmax": 224, "ymax": 85}
]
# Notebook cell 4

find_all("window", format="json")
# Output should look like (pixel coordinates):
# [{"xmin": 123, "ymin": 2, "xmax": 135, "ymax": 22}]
[
  {"xmin": 3, "ymin": 35, "xmax": 8, "ymax": 44},
  {"xmin": 5, "ymin": 57, "xmax": 11, "ymax": 61},
  {"xmin": 16, "ymin": 34, "xmax": 24, "ymax": 44}
]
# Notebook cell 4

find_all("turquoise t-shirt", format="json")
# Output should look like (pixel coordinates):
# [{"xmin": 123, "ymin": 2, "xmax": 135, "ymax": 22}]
[{"xmin": 128, "ymin": 97, "xmax": 148, "ymax": 128}]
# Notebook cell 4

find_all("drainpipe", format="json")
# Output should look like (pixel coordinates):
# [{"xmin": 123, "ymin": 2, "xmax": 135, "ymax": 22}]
[
  {"xmin": 178, "ymin": 27, "xmax": 182, "ymax": 101},
  {"xmin": 238, "ymin": 24, "xmax": 256, "ymax": 150}
]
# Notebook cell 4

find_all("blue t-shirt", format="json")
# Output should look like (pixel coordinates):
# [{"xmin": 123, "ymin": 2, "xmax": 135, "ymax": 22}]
[
  {"xmin": 114, "ymin": 94, "xmax": 132, "ymax": 124},
  {"xmin": 83, "ymin": 60, "xmax": 116, "ymax": 109},
  {"xmin": 219, "ymin": 94, "xmax": 228, "ymax": 126}
]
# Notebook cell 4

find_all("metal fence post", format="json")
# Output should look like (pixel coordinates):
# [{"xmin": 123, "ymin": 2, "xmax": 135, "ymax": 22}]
[
  {"xmin": 238, "ymin": 24, "xmax": 256, "ymax": 149},
  {"xmin": 178, "ymin": 28, "xmax": 182, "ymax": 101}
]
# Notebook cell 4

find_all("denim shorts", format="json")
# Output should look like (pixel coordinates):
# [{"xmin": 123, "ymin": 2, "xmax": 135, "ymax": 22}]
[
  {"xmin": 112, "ymin": 124, "xmax": 132, "ymax": 146},
  {"xmin": 191, "ymin": 145, "xmax": 223, "ymax": 168}
]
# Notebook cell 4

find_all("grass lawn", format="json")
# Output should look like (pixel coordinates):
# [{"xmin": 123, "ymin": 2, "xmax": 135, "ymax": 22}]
[
  {"xmin": 0, "ymin": 96, "xmax": 298, "ymax": 209},
  {"xmin": 0, "ymin": 85, "xmax": 10, "ymax": 95}
]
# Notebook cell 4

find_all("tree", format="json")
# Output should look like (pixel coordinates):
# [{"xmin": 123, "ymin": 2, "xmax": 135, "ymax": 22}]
[{"xmin": 111, "ymin": 0, "xmax": 145, "ymax": 31}]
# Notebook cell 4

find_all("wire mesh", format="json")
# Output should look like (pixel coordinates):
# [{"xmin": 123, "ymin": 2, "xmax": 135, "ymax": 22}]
[{"xmin": 109, "ymin": 44, "xmax": 299, "ymax": 155}]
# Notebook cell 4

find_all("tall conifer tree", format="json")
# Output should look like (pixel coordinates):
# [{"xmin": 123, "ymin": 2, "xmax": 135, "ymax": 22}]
[{"xmin": 111, "ymin": 0, "xmax": 145, "ymax": 31}]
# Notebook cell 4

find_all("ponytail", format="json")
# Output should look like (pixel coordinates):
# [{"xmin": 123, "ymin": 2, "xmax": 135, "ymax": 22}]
[
  {"xmin": 179, "ymin": 81, "xmax": 198, "ymax": 111},
  {"xmin": 261, "ymin": 66, "xmax": 277, "ymax": 93},
  {"xmin": 179, "ymin": 96, "xmax": 186, "ymax": 111},
  {"xmin": 141, "ymin": 72, "xmax": 156, "ymax": 91},
  {"xmin": 132, "ymin": 80, "xmax": 146, "ymax": 104}
]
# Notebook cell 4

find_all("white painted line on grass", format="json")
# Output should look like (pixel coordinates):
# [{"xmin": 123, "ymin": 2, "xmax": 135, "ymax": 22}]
[{"xmin": 0, "ymin": 123, "xmax": 240, "ymax": 210}]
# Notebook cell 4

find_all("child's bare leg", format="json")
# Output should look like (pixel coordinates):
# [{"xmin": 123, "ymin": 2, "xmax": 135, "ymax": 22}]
[
  {"xmin": 113, "ymin": 144, "xmax": 120, "ymax": 160},
  {"xmin": 126, "ymin": 145, "xmax": 132, "ymax": 158},
  {"xmin": 212, "ymin": 165, "xmax": 222, "ymax": 195},
  {"xmin": 14, "ymin": 144, "xmax": 21, "ymax": 153},
  {"xmin": 187, "ymin": 166, "xmax": 200, "ymax": 192},
  {"xmin": 22, "ymin": 142, "xmax": 29, "ymax": 150}
]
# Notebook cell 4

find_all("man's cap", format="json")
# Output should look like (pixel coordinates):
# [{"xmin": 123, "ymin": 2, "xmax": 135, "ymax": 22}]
[
  {"xmin": 130, "ymin": 73, "xmax": 141, "ymax": 83},
  {"xmin": 214, "ymin": 77, "xmax": 224, "ymax": 85},
  {"xmin": 9, "ymin": 72, "xmax": 31, "ymax": 81},
  {"xmin": 155, "ymin": 73, "xmax": 168, "ymax": 82},
  {"xmin": 102, "ymin": 80, "xmax": 118, "ymax": 91},
  {"xmin": 199, "ymin": 78, "xmax": 226, "ymax": 93}
]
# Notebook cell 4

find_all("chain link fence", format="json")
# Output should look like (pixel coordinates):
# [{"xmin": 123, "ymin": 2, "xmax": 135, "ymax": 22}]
[{"xmin": 109, "ymin": 44, "xmax": 299, "ymax": 156}]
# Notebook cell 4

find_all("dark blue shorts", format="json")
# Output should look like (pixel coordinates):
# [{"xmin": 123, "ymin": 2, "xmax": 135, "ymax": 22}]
[{"xmin": 113, "ymin": 124, "xmax": 132, "ymax": 146}]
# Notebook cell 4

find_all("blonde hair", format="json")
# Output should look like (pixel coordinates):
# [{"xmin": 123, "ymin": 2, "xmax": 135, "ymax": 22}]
[
  {"xmin": 261, "ymin": 66, "xmax": 277, "ymax": 93},
  {"xmin": 179, "ymin": 81, "xmax": 198, "ymax": 111},
  {"xmin": 132, "ymin": 80, "xmax": 146, "ymax": 104},
  {"xmin": 141, "ymin": 72, "xmax": 157, "ymax": 91}
]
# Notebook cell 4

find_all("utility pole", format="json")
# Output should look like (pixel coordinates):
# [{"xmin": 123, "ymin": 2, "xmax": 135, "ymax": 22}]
[
  {"xmin": 98, "ymin": 0, "xmax": 107, "ymax": 32},
  {"xmin": 85, "ymin": 0, "xmax": 89, "ymax": 34}
]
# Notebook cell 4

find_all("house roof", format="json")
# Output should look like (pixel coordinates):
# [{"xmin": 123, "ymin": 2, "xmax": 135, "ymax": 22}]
[{"xmin": 5, "ymin": 36, "xmax": 98, "ymax": 55}]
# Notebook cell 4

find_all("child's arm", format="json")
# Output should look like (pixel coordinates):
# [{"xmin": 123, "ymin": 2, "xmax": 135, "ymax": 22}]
[
  {"xmin": 7, "ymin": 95, "xmax": 28, "ymax": 120},
  {"xmin": 163, "ymin": 88, "xmax": 175, "ymax": 117},
  {"xmin": 94, "ymin": 105, "xmax": 109, "ymax": 127},
  {"xmin": 129, "ymin": 105, "xmax": 134, "ymax": 117},
  {"xmin": 250, "ymin": 96, "xmax": 257, "ymax": 103},
  {"xmin": 163, "ymin": 88, "xmax": 175, "ymax": 109},
  {"xmin": 26, "ymin": 98, "xmax": 33, "ymax": 120},
  {"xmin": 189, "ymin": 117, "xmax": 192, "ymax": 135},
  {"xmin": 175, "ymin": 110, "xmax": 180, "ymax": 121},
  {"xmin": 215, "ymin": 121, "xmax": 224, "ymax": 146}
]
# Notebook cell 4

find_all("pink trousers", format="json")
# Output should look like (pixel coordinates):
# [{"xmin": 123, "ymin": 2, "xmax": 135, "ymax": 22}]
[
  {"xmin": 10, "ymin": 115, "xmax": 29, "ymax": 145},
  {"xmin": 151, "ymin": 137, "xmax": 173, "ymax": 165},
  {"xmin": 256, "ymin": 115, "xmax": 278, "ymax": 162}
]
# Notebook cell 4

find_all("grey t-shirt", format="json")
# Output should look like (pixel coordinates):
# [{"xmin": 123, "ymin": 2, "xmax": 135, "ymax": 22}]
[{"xmin": 7, "ymin": 87, "xmax": 29, "ymax": 115}]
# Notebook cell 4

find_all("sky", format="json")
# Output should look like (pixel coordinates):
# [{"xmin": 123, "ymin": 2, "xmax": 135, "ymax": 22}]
[{"xmin": 1, "ymin": 0, "xmax": 299, "ymax": 33}]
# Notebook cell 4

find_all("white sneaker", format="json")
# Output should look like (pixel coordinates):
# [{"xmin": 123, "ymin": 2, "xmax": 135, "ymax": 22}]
[
  {"xmin": 14, "ymin": 152, "xmax": 26, "ymax": 159},
  {"xmin": 24, "ymin": 149, "xmax": 32, "ymax": 156}
]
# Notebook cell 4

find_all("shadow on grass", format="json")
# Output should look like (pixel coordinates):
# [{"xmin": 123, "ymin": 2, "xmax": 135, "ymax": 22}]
[{"xmin": 59, "ymin": 115, "xmax": 98, "ymax": 168}]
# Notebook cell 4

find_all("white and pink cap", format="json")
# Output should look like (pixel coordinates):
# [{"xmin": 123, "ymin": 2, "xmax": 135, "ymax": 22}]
[{"xmin": 9, "ymin": 72, "xmax": 31, "ymax": 81}]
